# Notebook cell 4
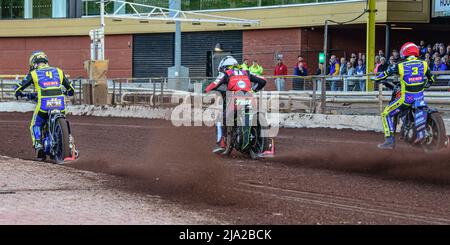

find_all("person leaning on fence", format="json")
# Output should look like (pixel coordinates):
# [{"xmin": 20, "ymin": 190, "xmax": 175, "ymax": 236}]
[
  {"xmin": 274, "ymin": 58, "xmax": 287, "ymax": 91},
  {"xmin": 377, "ymin": 57, "xmax": 388, "ymax": 73},
  {"xmin": 296, "ymin": 55, "xmax": 308, "ymax": 70},
  {"xmin": 329, "ymin": 55, "xmax": 340, "ymax": 91},
  {"xmin": 433, "ymin": 56, "xmax": 447, "ymax": 71},
  {"xmin": 293, "ymin": 61, "xmax": 307, "ymax": 90},
  {"xmin": 346, "ymin": 62, "xmax": 356, "ymax": 91},
  {"xmin": 355, "ymin": 58, "xmax": 366, "ymax": 91}
]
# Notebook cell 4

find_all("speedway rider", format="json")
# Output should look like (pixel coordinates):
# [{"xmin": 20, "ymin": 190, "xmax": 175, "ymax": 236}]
[
  {"xmin": 375, "ymin": 42, "xmax": 435, "ymax": 150},
  {"xmin": 205, "ymin": 56, "xmax": 267, "ymax": 154},
  {"xmin": 14, "ymin": 51, "xmax": 75, "ymax": 159}
]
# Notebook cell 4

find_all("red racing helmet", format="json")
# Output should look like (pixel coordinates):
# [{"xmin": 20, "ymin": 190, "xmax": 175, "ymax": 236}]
[{"xmin": 400, "ymin": 42, "xmax": 420, "ymax": 59}]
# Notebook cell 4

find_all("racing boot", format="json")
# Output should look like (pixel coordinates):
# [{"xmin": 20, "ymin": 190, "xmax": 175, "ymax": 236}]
[
  {"xmin": 377, "ymin": 136, "xmax": 395, "ymax": 150},
  {"xmin": 212, "ymin": 136, "xmax": 227, "ymax": 154},
  {"xmin": 34, "ymin": 140, "xmax": 46, "ymax": 161}
]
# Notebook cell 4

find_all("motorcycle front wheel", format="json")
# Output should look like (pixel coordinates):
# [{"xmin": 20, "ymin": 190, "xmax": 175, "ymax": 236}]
[{"xmin": 422, "ymin": 112, "xmax": 447, "ymax": 153}]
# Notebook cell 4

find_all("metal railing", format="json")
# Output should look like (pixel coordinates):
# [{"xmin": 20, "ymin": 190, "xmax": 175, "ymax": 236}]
[{"xmin": 1, "ymin": 73, "xmax": 450, "ymax": 116}]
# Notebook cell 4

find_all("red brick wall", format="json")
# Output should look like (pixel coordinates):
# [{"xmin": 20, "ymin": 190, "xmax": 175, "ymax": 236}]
[
  {"xmin": 0, "ymin": 35, "xmax": 132, "ymax": 78},
  {"xmin": 243, "ymin": 28, "xmax": 302, "ymax": 90}
]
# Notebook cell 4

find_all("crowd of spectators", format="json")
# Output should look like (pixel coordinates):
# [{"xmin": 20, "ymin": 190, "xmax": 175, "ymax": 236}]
[{"xmin": 242, "ymin": 41, "xmax": 450, "ymax": 91}]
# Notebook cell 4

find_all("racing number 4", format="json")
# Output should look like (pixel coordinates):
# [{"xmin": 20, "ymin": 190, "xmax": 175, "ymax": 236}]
[{"xmin": 46, "ymin": 71, "xmax": 53, "ymax": 79}]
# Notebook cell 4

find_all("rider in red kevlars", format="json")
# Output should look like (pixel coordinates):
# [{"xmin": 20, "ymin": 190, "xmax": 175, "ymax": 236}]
[{"xmin": 205, "ymin": 56, "xmax": 267, "ymax": 154}]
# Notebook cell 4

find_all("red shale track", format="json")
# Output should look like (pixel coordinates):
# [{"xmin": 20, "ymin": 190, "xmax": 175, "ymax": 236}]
[{"xmin": 2, "ymin": 112, "xmax": 450, "ymax": 224}]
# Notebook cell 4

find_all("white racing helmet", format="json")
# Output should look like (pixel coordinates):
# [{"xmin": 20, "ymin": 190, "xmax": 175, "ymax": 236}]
[{"xmin": 218, "ymin": 56, "xmax": 238, "ymax": 72}]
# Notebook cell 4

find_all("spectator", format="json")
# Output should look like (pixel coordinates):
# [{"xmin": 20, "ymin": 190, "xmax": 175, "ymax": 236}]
[
  {"xmin": 439, "ymin": 46, "xmax": 446, "ymax": 57},
  {"xmin": 241, "ymin": 58, "xmax": 249, "ymax": 71},
  {"xmin": 294, "ymin": 61, "xmax": 308, "ymax": 76},
  {"xmin": 419, "ymin": 40, "xmax": 427, "ymax": 57},
  {"xmin": 297, "ymin": 55, "xmax": 308, "ymax": 70},
  {"xmin": 355, "ymin": 58, "xmax": 366, "ymax": 91},
  {"xmin": 329, "ymin": 55, "xmax": 340, "ymax": 91},
  {"xmin": 358, "ymin": 52, "xmax": 363, "ymax": 60},
  {"xmin": 346, "ymin": 61, "xmax": 356, "ymax": 91},
  {"xmin": 377, "ymin": 57, "xmax": 388, "ymax": 73},
  {"xmin": 361, "ymin": 54, "xmax": 366, "ymax": 64},
  {"xmin": 274, "ymin": 58, "xmax": 288, "ymax": 91},
  {"xmin": 378, "ymin": 50, "xmax": 385, "ymax": 58},
  {"xmin": 249, "ymin": 60, "xmax": 264, "ymax": 76},
  {"xmin": 293, "ymin": 62, "xmax": 307, "ymax": 90},
  {"xmin": 392, "ymin": 49, "xmax": 400, "ymax": 63},
  {"xmin": 433, "ymin": 56, "xmax": 447, "ymax": 71},
  {"xmin": 447, "ymin": 45, "xmax": 450, "ymax": 56},
  {"xmin": 350, "ymin": 53, "xmax": 357, "ymax": 68},
  {"xmin": 427, "ymin": 45, "xmax": 433, "ymax": 55},
  {"xmin": 374, "ymin": 55, "xmax": 381, "ymax": 73},
  {"xmin": 443, "ymin": 55, "xmax": 450, "ymax": 70},
  {"xmin": 315, "ymin": 62, "xmax": 324, "ymax": 75},
  {"xmin": 339, "ymin": 57, "xmax": 347, "ymax": 75},
  {"xmin": 388, "ymin": 56, "xmax": 396, "ymax": 67},
  {"xmin": 424, "ymin": 53, "xmax": 432, "ymax": 67}
]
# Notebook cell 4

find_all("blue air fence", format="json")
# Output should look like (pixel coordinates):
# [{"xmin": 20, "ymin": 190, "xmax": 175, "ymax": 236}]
[{"xmin": 1, "ymin": 73, "xmax": 450, "ymax": 115}]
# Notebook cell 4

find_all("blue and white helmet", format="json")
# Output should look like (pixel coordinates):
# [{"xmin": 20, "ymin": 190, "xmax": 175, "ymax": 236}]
[{"xmin": 218, "ymin": 56, "xmax": 238, "ymax": 72}]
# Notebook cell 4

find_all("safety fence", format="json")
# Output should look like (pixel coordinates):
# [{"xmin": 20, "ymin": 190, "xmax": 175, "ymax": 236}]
[{"xmin": 1, "ymin": 72, "xmax": 450, "ymax": 115}]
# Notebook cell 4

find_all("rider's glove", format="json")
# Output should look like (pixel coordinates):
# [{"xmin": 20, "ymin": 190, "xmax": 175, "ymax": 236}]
[
  {"xmin": 15, "ymin": 90, "xmax": 24, "ymax": 100},
  {"xmin": 64, "ymin": 90, "xmax": 74, "ymax": 96}
]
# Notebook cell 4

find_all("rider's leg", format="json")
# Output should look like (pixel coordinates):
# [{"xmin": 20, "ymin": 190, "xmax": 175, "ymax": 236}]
[
  {"xmin": 212, "ymin": 93, "xmax": 227, "ymax": 153},
  {"xmin": 379, "ymin": 97, "xmax": 405, "ymax": 149},
  {"xmin": 30, "ymin": 110, "xmax": 48, "ymax": 160},
  {"xmin": 29, "ymin": 110, "xmax": 47, "ymax": 150}
]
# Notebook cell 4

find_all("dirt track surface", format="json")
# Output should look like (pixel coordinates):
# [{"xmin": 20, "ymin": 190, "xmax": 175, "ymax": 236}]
[{"xmin": 2, "ymin": 112, "xmax": 450, "ymax": 224}]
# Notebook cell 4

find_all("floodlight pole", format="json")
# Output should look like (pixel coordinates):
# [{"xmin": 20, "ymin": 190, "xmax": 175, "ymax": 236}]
[
  {"xmin": 100, "ymin": 0, "xmax": 105, "ymax": 60},
  {"xmin": 170, "ymin": 0, "xmax": 182, "ymax": 76}
]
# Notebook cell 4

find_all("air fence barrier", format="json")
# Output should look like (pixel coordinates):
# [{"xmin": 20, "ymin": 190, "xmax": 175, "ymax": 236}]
[{"xmin": 1, "ymin": 72, "xmax": 450, "ymax": 116}]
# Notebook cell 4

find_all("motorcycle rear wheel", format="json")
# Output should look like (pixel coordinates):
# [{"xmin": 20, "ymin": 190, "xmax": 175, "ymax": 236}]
[{"xmin": 54, "ymin": 118, "xmax": 70, "ymax": 164}]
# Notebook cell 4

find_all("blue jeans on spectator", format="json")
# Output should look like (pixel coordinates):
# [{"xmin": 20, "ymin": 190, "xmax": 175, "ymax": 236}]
[
  {"xmin": 275, "ymin": 78, "xmax": 285, "ymax": 91},
  {"xmin": 359, "ymin": 80, "xmax": 366, "ymax": 92},
  {"xmin": 331, "ymin": 81, "xmax": 337, "ymax": 91}
]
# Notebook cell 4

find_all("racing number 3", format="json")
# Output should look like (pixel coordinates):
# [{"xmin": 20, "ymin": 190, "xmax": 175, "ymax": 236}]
[
  {"xmin": 412, "ymin": 67, "xmax": 419, "ymax": 75},
  {"xmin": 45, "ymin": 71, "xmax": 53, "ymax": 79}
]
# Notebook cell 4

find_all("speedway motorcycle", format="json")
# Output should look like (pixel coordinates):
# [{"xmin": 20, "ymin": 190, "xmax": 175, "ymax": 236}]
[
  {"xmin": 387, "ymin": 83, "xmax": 448, "ymax": 153},
  {"xmin": 20, "ymin": 93, "xmax": 79, "ymax": 164},
  {"xmin": 214, "ymin": 87, "xmax": 274, "ymax": 159}
]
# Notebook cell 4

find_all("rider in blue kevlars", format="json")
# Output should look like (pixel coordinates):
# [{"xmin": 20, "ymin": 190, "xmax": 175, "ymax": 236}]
[
  {"xmin": 375, "ymin": 42, "xmax": 435, "ymax": 150},
  {"xmin": 14, "ymin": 51, "xmax": 75, "ymax": 158}
]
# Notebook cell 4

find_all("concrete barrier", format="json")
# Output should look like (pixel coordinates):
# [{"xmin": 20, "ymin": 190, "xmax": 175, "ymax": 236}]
[{"xmin": 2, "ymin": 102, "xmax": 450, "ymax": 135}]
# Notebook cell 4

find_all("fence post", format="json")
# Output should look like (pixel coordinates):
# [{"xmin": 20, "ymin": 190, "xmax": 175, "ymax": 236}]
[
  {"xmin": 112, "ymin": 80, "xmax": 116, "ymax": 105},
  {"xmin": 161, "ymin": 78, "xmax": 165, "ymax": 106},
  {"xmin": 119, "ymin": 81, "xmax": 122, "ymax": 104},
  {"xmin": 78, "ymin": 80, "xmax": 82, "ymax": 105},
  {"xmin": 152, "ymin": 79, "xmax": 156, "ymax": 108},
  {"xmin": 311, "ymin": 78, "xmax": 317, "ymax": 113},
  {"xmin": 0, "ymin": 79, "xmax": 3, "ymax": 101},
  {"xmin": 288, "ymin": 94, "xmax": 292, "ymax": 112},
  {"xmin": 320, "ymin": 77, "xmax": 327, "ymax": 114}
]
